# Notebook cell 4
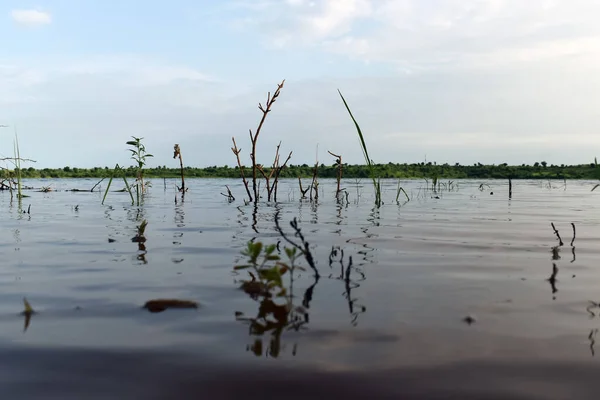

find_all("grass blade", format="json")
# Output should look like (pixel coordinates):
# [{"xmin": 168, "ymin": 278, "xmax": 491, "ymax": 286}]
[{"xmin": 338, "ymin": 89, "xmax": 381, "ymax": 206}]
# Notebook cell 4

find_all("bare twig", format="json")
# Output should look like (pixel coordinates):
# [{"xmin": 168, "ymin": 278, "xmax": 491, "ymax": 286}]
[
  {"xmin": 328, "ymin": 150, "xmax": 343, "ymax": 198},
  {"xmin": 249, "ymin": 80, "xmax": 285, "ymax": 202},
  {"xmin": 173, "ymin": 144, "xmax": 187, "ymax": 193},
  {"xmin": 231, "ymin": 137, "xmax": 252, "ymax": 202},
  {"xmin": 220, "ymin": 185, "xmax": 235, "ymax": 202},
  {"xmin": 551, "ymin": 222, "xmax": 564, "ymax": 246}
]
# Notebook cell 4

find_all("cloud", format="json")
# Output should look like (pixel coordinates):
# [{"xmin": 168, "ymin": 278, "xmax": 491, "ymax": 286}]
[
  {"xmin": 10, "ymin": 9, "xmax": 52, "ymax": 27},
  {"xmin": 236, "ymin": 0, "xmax": 600, "ymax": 71}
]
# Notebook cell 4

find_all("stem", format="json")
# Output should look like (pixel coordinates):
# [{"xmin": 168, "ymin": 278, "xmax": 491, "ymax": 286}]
[{"xmin": 250, "ymin": 80, "xmax": 285, "ymax": 203}]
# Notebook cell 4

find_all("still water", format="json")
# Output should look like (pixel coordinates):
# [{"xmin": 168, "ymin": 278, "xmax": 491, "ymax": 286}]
[{"xmin": 1, "ymin": 178, "xmax": 600, "ymax": 399}]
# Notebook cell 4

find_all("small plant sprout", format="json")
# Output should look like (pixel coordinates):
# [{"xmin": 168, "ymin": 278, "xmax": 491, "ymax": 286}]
[{"xmin": 127, "ymin": 137, "xmax": 153, "ymax": 205}]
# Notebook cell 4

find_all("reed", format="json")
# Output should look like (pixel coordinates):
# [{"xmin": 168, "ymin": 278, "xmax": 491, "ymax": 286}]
[
  {"xmin": 395, "ymin": 180, "xmax": 409, "ymax": 203},
  {"xmin": 337, "ymin": 90, "xmax": 381, "ymax": 207}
]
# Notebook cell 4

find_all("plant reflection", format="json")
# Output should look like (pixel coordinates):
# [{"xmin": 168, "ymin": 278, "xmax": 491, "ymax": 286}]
[
  {"xmin": 328, "ymin": 246, "xmax": 366, "ymax": 326},
  {"xmin": 589, "ymin": 329, "xmax": 598, "ymax": 357},
  {"xmin": 172, "ymin": 202, "xmax": 185, "ymax": 263},
  {"xmin": 234, "ymin": 240, "xmax": 315, "ymax": 358},
  {"xmin": 131, "ymin": 218, "xmax": 148, "ymax": 265},
  {"xmin": 547, "ymin": 222, "xmax": 576, "ymax": 300}
]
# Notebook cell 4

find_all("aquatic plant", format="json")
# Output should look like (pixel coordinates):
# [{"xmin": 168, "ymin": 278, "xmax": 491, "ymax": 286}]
[
  {"xmin": 220, "ymin": 185, "xmax": 235, "ymax": 202},
  {"xmin": 232, "ymin": 80, "xmax": 287, "ymax": 204},
  {"xmin": 337, "ymin": 90, "xmax": 382, "ymax": 207},
  {"xmin": 173, "ymin": 144, "xmax": 187, "ymax": 194},
  {"xmin": 101, "ymin": 137, "xmax": 152, "ymax": 206},
  {"xmin": 328, "ymin": 150, "xmax": 343, "ymax": 199},
  {"xmin": 395, "ymin": 180, "xmax": 409, "ymax": 204},
  {"xmin": 101, "ymin": 164, "xmax": 135, "ymax": 205},
  {"xmin": 127, "ymin": 136, "xmax": 153, "ymax": 205},
  {"xmin": 0, "ymin": 128, "xmax": 36, "ymax": 200},
  {"xmin": 257, "ymin": 141, "xmax": 292, "ymax": 202}
]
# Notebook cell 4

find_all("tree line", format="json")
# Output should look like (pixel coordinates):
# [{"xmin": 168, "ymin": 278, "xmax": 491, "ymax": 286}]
[{"xmin": 10, "ymin": 161, "xmax": 600, "ymax": 180}]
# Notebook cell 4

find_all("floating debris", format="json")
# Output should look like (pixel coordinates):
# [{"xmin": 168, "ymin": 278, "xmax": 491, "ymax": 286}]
[
  {"xmin": 462, "ymin": 314, "xmax": 476, "ymax": 325},
  {"xmin": 143, "ymin": 299, "xmax": 199, "ymax": 313}
]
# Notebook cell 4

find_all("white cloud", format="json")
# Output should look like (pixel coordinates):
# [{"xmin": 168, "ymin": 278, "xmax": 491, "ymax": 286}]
[
  {"xmin": 237, "ymin": 0, "xmax": 600, "ymax": 70},
  {"xmin": 10, "ymin": 9, "xmax": 52, "ymax": 27}
]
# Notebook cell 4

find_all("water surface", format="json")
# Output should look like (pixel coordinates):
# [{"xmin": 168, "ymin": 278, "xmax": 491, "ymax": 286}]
[{"xmin": 1, "ymin": 178, "xmax": 600, "ymax": 399}]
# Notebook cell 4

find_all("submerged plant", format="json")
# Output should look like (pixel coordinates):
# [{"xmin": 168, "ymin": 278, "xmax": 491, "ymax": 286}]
[{"xmin": 338, "ymin": 90, "xmax": 381, "ymax": 207}]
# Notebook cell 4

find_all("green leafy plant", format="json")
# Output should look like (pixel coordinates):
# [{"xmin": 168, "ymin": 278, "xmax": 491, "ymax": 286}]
[
  {"xmin": 100, "ymin": 137, "xmax": 152, "ymax": 206},
  {"xmin": 338, "ymin": 90, "xmax": 381, "ymax": 207},
  {"xmin": 127, "ymin": 136, "xmax": 153, "ymax": 205}
]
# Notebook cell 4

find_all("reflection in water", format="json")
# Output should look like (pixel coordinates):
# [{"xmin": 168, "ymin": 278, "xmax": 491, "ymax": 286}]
[
  {"xmin": 547, "ymin": 222, "xmax": 577, "ymax": 300},
  {"xmin": 172, "ymin": 202, "xmax": 185, "ymax": 263},
  {"xmin": 328, "ymin": 246, "xmax": 367, "ymax": 326},
  {"xmin": 589, "ymin": 329, "xmax": 598, "ymax": 356},
  {"xmin": 131, "ymin": 218, "xmax": 149, "ymax": 265},
  {"xmin": 547, "ymin": 263, "xmax": 558, "ymax": 299},
  {"xmin": 234, "ymin": 240, "xmax": 312, "ymax": 358}
]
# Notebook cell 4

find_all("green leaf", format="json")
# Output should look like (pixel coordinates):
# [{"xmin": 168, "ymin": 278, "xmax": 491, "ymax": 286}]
[
  {"xmin": 126, "ymin": 141, "xmax": 138, "ymax": 146},
  {"xmin": 234, "ymin": 265, "xmax": 250, "ymax": 270},
  {"xmin": 251, "ymin": 242, "xmax": 263, "ymax": 260},
  {"xmin": 266, "ymin": 255, "xmax": 280, "ymax": 261},
  {"xmin": 284, "ymin": 247, "xmax": 296, "ymax": 259},
  {"xmin": 265, "ymin": 244, "xmax": 277, "ymax": 255}
]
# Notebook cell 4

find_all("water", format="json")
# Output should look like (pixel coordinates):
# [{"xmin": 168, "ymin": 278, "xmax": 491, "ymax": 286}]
[{"xmin": 1, "ymin": 178, "xmax": 600, "ymax": 399}]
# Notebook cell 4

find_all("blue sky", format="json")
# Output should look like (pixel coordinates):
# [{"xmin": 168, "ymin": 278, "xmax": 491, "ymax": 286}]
[{"xmin": 2, "ymin": 0, "xmax": 600, "ymax": 168}]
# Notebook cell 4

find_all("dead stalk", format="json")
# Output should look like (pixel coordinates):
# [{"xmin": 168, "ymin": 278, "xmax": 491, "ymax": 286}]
[
  {"xmin": 249, "ymin": 80, "xmax": 285, "ymax": 202},
  {"xmin": 173, "ymin": 144, "xmax": 187, "ymax": 193},
  {"xmin": 231, "ymin": 137, "xmax": 252, "ymax": 202},
  {"xmin": 328, "ymin": 150, "xmax": 343, "ymax": 197},
  {"xmin": 309, "ymin": 162, "xmax": 319, "ymax": 201},
  {"xmin": 298, "ymin": 177, "xmax": 309, "ymax": 199}
]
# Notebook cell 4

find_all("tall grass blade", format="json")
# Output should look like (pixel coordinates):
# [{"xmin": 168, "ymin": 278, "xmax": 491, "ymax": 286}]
[{"xmin": 338, "ymin": 89, "xmax": 381, "ymax": 206}]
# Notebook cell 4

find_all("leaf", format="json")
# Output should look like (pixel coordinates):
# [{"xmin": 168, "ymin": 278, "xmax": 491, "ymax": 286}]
[
  {"xmin": 266, "ymin": 255, "xmax": 280, "ymax": 261},
  {"xmin": 251, "ymin": 242, "xmax": 263, "ymax": 261},
  {"xmin": 126, "ymin": 141, "xmax": 138, "ymax": 146},
  {"xmin": 284, "ymin": 247, "xmax": 296, "ymax": 259},
  {"xmin": 593, "ymin": 184, "xmax": 600, "ymax": 192},
  {"xmin": 234, "ymin": 264, "xmax": 251, "ymax": 270},
  {"xmin": 265, "ymin": 244, "xmax": 277, "ymax": 255}
]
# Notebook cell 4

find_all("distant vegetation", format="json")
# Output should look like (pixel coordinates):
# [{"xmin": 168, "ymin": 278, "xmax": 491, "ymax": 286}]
[{"xmin": 12, "ymin": 162, "xmax": 600, "ymax": 180}]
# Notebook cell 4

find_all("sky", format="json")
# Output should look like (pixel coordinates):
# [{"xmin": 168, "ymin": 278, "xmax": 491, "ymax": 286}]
[{"xmin": 2, "ymin": 0, "xmax": 600, "ymax": 168}]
